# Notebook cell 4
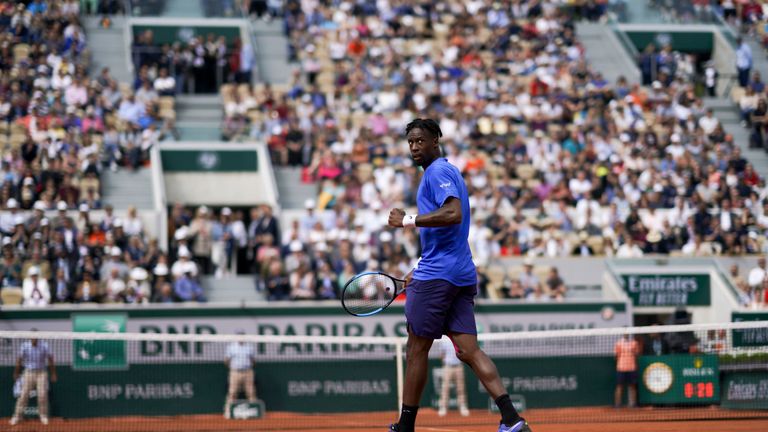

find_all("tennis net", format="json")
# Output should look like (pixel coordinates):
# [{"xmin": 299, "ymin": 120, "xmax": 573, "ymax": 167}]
[{"xmin": 0, "ymin": 321, "xmax": 767, "ymax": 431}]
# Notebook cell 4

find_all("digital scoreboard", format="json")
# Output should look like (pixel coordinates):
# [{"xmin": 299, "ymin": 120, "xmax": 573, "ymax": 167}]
[{"xmin": 639, "ymin": 354, "xmax": 719, "ymax": 405}]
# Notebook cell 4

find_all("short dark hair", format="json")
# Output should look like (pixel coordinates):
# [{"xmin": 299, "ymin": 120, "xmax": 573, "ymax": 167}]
[{"xmin": 405, "ymin": 118, "xmax": 442, "ymax": 139}]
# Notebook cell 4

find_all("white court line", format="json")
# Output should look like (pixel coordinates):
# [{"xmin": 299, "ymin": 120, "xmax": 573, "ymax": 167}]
[{"xmin": 422, "ymin": 428, "xmax": 465, "ymax": 432}]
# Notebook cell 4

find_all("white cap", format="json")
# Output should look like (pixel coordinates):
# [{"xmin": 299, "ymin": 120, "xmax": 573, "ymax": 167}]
[
  {"xmin": 33, "ymin": 200, "xmax": 46, "ymax": 211},
  {"xmin": 178, "ymin": 246, "xmax": 191, "ymax": 258},
  {"xmin": 6, "ymin": 198, "xmax": 18, "ymax": 209},
  {"xmin": 114, "ymin": 218, "xmax": 123, "ymax": 228},
  {"xmin": 619, "ymin": 133, "xmax": 631, "ymax": 142},
  {"xmin": 305, "ymin": 199, "xmax": 316, "ymax": 209},
  {"xmin": 40, "ymin": 217, "xmax": 49, "ymax": 227},
  {"xmin": 153, "ymin": 263, "xmax": 169, "ymax": 276},
  {"xmin": 289, "ymin": 240, "xmax": 303, "ymax": 253},
  {"xmin": 130, "ymin": 267, "xmax": 149, "ymax": 281},
  {"xmin": 13, "ymin": 215, "xmax": 25, "ymax": 225},
  {"xmin": 23, "ymin": 177, "xmax": 34, "ymax": 186},
  {"xmin": 371, "ymin": 201, "xmax": 382, "ymax": 211},
  {"xmin": 221, "ymin": 207, "xmax": 232, "ymax": 216},
  {"xmin": 523, "ymin": 257, "xmax": 534, "ymax": 266},
  {"xmin": 57, "ymin": 200, "xmax": 67, "ymax": 211},
  {"xmin": 2, "ymin": 237, "xmax": 11, "ymax": 246},
  {"xmin": 671, "ymin": 133, "xmax": 681, "ymax": 143},
  {"xmin": 315, "ymin": 242, "xmax": 328, "ymax": 252},
  {"xmin": 379, "ymin": 231, "xmax": 393, "ymax": 242},
  {"xmin": 32, "ymin": 232, "xmax": 42, "ymax": 240},
  {"xmin": 110, "ymin": 246, "xmax": 122, "ymax": 257},
  {"xmin": 79, "ymin": 203, "xmax": 89, "ymax": 212},
  {"xmin": 28, "ymin": 266, "xmax": 40, "ymax": 276},
  {"xmin": 174, "ymin": 226, "xmax": 189, "ymax": 241},
  {"xmin": 198, "ymin": 205, "xmax": 209, "ymax": 214}
]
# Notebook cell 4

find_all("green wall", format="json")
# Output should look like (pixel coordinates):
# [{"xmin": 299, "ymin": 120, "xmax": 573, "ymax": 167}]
[
  {"xmin": 625, "ymin": 31, "xmax": 713, "ymax": 53},
  {"xmin": 132, "ymin": 25, "xmax": 242, "ymax": 45}
]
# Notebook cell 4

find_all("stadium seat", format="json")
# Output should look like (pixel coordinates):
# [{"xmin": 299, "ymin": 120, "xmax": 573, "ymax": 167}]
[
  {"xmin": 12, "ymin": 43, "xmax": 30, "ymax": 62},
  {"xmin": 516, "ymin": 164, "xmax": 536, "ymax": 181},
  {"xmin": 1, "ymin": 287, "xmax": 23, "ymax": 305},
  {"xmin": 485, "ymin": 265, "xmax": 506, "ymax": 300},
  {"xmin": 587, "ymin": 236, "xmax": 604, "ymax": 255}
]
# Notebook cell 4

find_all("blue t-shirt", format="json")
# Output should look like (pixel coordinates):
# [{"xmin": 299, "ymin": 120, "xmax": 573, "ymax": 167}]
[{"xmin": 413, "ymin": 158, "xmax": 476, "ymax": 286}]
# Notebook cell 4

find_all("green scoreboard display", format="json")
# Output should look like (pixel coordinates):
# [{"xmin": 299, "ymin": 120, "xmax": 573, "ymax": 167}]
[{"xmin": 639, "ymin": 354, "xmax": 719, "ymax": 405}]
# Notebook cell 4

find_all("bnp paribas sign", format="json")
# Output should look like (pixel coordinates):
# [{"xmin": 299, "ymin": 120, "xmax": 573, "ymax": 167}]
[{"xmin": 621, "ymin": 274, "xmax": 711, "ymax": 307}]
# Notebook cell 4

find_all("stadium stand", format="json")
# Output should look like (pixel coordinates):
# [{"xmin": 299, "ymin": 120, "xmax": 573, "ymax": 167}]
[
  {"xmin": 202, "ymin": 0, "xmax": 768, "ymax": 302},
  {"xmin": 0, "ymin": 0, "xmax": 767, "ymax": 308}
]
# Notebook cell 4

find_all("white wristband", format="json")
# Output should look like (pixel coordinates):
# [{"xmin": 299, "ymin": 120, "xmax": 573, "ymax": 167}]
[{"xmin": 403, "ymin": 214, "xmax": 417, "ymax": 228}]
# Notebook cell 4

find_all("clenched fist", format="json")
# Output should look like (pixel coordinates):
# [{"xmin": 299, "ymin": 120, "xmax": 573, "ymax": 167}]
[{"xmin": 388, "ymin": 208, "xmax": 405, "ymax": 227}]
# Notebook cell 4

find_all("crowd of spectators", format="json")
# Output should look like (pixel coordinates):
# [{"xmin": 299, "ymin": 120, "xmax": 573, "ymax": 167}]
[
  {"xmin": 166, "ymin": 201, "xmax": 573, "ymax": 302},
  {"xmin": 730, "ymin": 257, "xmax": 768, "ymax": 308},
  {"xmin": 131, "ymin": 29, "xmax": 255, "ymax": 95},
  {"xmin": 0, "ymin": 202, "xmax": 200, "ymax": 306},
  {"xmin": 232, "ymin": 0, "xmax": 767, "ymax": 280},
  {"xmin": 0, "ymin": 1, "xmax": 187, "ymax": 307}
]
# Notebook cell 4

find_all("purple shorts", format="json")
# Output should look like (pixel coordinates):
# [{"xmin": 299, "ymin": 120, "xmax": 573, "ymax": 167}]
[{"xmin": 405, "ymin": 278, "xmax": 478, "ymax": 339}]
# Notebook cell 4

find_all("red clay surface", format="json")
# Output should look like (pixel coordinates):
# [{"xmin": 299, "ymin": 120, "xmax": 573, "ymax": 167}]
[{"xmin": 4, "ymin": 407, "xmax": 768, "ymax": 431}]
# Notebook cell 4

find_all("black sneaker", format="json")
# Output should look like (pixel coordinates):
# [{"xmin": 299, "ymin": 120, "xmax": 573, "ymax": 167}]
[{"xmin": 388, "ymin": 424, "xmax": 400, "ymax": 431}]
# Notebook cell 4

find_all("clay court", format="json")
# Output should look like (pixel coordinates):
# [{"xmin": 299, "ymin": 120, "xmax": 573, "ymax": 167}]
[{"xmin": 4, "ymin": 407, "xmax": 768, "ymax": 431}]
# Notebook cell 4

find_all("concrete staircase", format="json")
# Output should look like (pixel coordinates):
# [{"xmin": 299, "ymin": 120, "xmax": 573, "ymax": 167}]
[
  {"xmin": 83, "ymin": 16, "xmax": 132, "ymax": 83},
  {"xmin": 101, "ymin": 168, "xmax": 155, "ymax": 209},
  {"xmin": 576, "ymin": 22, "xmax": 641, "ymax": 85},
  {"xmin": 274, "ymin": 167, "xmax": 317, "ymax": 209},
  {"xmin": 704, "ymin": 97, "xmax": 768, "ymax": 175},
  {"xmin": 174, "ymin": 95, "xmax": 223, "ymax": 141},
  {"xmin": 202, "ymin": 276, "xmax": 265, "ymax": 302},
  {"xmin": 251, "ymin": 20, "xmax": 293, "ymax": 85}
]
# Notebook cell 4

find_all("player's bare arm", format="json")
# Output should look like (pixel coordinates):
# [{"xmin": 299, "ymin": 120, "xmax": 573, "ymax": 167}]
[{"xmin": 388, "ymin": 198, "xmax": 461, "ymax": 228}]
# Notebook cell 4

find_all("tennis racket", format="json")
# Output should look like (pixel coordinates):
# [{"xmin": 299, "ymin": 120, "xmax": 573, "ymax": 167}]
[{"xmin": 341, "ymin": 272, "xmax": 406, "ymax": 317}]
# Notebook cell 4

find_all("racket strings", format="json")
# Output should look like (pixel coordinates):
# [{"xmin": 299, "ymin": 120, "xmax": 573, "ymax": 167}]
[{"xmin": 342, "ymin": 273, "xmax": 399, "ymax": 316}]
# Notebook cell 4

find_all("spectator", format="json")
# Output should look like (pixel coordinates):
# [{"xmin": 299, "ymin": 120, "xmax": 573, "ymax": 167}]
[
  {"xmin": 22, "ymin": 266, "xmax": 50, "ymax": 307},
  {"xmin": 748, "ymin": 257, "xmax": 767, "ymax": 291},
  {"xmin": 173, "ymin": 269, "xmax": 206, "ymax": 302},
  {"xmin": 289, "ymin": 261, "xmax": 315, "ymax": 299},
  {"xmin": 152, "ymin": 281, "xmax": 178, "ymax": 303},
  {"xmin": 736, "ymin": 37, "xmax": 753, "ymax": 87},
  {"xmin": 518, "ymin": 258, "xmax": 540, "ymax": 297},
  {"xmin": 616, "ymin": 237, "xmax": 644, "ymax": 258},
  {"xmin": 642, "ymin": 326, "xmax": 670, "ymax": 356},
  {"xmin": 154, "ymin": 68, "xmax": 176, "ymax": 96},
  {"xmin": 545, "ymin": 267, "xmax": 566, "ymax": 300},
  {"xmin": 171, "ymin": 247, "xmax": 199, "ymax": 280},
  {"xmin": 74, "ymin": 272, "xmax": 100, "ymax": 303},
  {"xmin": 262, "ymin": 257, "xmax": 289, "ymax": 300}
]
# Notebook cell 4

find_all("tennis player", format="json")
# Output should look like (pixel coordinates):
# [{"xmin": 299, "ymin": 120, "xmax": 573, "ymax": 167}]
[{"xmin": 387, "ymin": 119, "xmax": 531, "ymax": 432}]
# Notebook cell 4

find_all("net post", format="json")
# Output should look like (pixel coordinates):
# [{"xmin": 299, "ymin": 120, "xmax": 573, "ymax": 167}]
[{"xmin": 395, "ymin": 339, "xmax": 404, "ymax": 412}]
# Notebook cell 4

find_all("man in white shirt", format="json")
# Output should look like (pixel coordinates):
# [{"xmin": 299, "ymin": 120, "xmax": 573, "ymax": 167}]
[
  {"xmin": 698, "ymin": 108, "xmax": 720, "ymax": 135},
  {"xmin": 568, "ymin": 171, "xmax": 592, "ymax": 201},
  {"xmin": 748, "ymin": 257, "xmax": 767, "ymax": 289},
  {"xmin": 22, "ymin": 266, "xmax": 50, "ymax": 307},
  {"xmin": 437, "ymin": 336, "xmax": 469, "ymax": 417},
  {"xmin": 616, "ymin": 238, "xmax": 644, "ymax": 258},
  {"xmin": 224, "ymin": 330, "xmax": 257, "ymax": 419}
]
